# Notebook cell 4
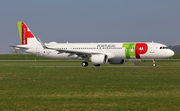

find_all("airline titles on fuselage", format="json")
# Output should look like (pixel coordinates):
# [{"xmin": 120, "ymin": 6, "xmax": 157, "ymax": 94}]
[{"xmin": 97, "ymin": 44, "xmax": 116, "ymax": 49}]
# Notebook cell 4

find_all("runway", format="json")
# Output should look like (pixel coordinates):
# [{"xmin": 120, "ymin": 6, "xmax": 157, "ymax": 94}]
[{"xmin": 32, "ymin": 66, "xmax": 150, "ymax": 68}]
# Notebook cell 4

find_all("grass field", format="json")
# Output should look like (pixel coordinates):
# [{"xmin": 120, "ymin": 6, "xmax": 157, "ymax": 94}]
[{"xmin": 0, "ymin": 61, "xmax": 180, "ymax": 110}]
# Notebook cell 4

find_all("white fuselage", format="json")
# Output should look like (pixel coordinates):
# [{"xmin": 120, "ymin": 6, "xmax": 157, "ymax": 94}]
[{"xmin": 24, "ymin": 42, "xmax": 174, "ymax": 60}]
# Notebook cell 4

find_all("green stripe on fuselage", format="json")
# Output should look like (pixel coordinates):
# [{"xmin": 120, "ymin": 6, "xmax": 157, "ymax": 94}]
[
  {"xmin": 17, "ymin": 21, "xmax": 22, "ymax": 44},
  {"xmin": 122, "ymin": 43, "xmax": 136, "ymax": 59}
]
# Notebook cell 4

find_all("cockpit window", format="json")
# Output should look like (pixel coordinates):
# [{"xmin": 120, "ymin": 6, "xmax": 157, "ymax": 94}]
[{"xmin": 160, "ymin": 47, "xmax": 168, "ymax": 49}]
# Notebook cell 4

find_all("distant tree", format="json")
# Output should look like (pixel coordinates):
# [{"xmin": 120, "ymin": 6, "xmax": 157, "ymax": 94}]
[{"xmin": 9, "ymin": 49, "xmax": 23, "ymax": 54}]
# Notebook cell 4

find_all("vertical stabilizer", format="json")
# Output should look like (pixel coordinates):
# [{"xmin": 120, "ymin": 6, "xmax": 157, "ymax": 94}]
[{"xmin": 17, "ymin": 21, "xmax": 39, "ymax": 45}]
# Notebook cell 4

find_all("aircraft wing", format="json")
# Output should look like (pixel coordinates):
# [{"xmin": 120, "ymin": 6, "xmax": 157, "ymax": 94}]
[{"xmin": 38, "ymin": 38, "xmax": 102, "ymax": 58}]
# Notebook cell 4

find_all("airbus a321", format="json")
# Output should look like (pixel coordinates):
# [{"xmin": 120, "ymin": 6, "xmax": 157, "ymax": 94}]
[{"xmin": 10, "ymin": 21, "xmax": 174, "ymax": 67}]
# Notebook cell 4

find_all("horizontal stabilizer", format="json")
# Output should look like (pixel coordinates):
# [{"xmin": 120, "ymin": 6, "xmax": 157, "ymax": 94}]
[{"xmin": 8, "ymin": 45, "xmax": 29, "ymax": 49}]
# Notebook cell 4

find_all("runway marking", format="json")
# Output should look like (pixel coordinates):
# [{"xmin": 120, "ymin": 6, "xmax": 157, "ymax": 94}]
[{"xmin": 133, "ymin": 61, "xmax": 143, "ymax": 66}]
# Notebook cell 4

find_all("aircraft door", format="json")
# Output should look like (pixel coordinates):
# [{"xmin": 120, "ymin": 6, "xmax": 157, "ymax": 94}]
[
  {"xmin": 97, "ymin": 45, "xmax": 102, "ymax": 52},
  {"xmin": 149, "ymin": 44, "xmax": 155, "ymax": 53},
  {"xmin": 69, "ymin": 46, "xmax": 73, "ymax": 50}
]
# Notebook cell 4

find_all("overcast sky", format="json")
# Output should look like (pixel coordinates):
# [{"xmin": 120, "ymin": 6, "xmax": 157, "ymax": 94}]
[{"xmin": 0, "ymin": 0, "xmax": 180, "ymax": 54}]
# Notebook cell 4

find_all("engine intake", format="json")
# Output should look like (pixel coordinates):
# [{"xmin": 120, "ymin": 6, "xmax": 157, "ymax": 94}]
[{"xmin": 90, "ymin": 54, "xmax": 108, "ymax": 64}]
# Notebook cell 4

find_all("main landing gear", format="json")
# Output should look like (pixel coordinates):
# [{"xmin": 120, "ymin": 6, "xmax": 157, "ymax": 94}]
[
  {"xmin": 152, "ymin": 59, "xmax": 156, "ymax": 67},
  {"xmin": 81, "ymin": 61, "xmax": 88, "ymax": 67},
  {"xmin": 94, "ymin": 64, "xmax": 100, "ymax": 67},
  {"xmin": 81, "ymin": 61, "xmax": 101, "ymax": 67}
]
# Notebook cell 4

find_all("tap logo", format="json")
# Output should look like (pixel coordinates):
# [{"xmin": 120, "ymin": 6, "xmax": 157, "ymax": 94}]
[
  {"xmin": 122, "ymin": 43, "xmax": 148, "ymax": 59},
  {"xmin": 17, "ymin": 21, "xmax": 34, "ymax": 45}
]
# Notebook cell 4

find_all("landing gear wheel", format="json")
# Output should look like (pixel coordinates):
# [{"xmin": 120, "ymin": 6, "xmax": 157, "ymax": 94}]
[
  {"xmin": 94, "ymin": 64, "xmax": 100, "ymax": 67},
  {"xmin": 81, "ymin": 61, "xmax": 88, "ymax": 67},
  {"xmin": 152, "ymin": 63, "xmax": 156, "ymax": 67},
  {"xmin": 152, "ymin": 59, "xmax": 156, "ymax": 67}
]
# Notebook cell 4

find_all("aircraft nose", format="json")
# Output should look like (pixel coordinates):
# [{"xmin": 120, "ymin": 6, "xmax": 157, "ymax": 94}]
[{"xmin": 168, "ymin": 49, "xmax": 175, "ymax": 57}]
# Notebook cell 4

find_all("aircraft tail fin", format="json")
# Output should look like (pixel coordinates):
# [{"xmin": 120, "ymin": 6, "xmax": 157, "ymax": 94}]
[{"xmin": 17, "ymin": 21, "xmax": 39, "ymax": 45}]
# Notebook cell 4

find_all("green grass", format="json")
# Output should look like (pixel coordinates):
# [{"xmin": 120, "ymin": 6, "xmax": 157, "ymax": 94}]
[
  {"xmin": 171, "ymin": 53, "xmax": 180, "ymax": 59},
  {"xmin": 0, "ymin": 61, "xmax": 180, "ymax": 110},
  {"xmin": 162, "ymin": 53, "xmax": 180, "ymax": 59}
]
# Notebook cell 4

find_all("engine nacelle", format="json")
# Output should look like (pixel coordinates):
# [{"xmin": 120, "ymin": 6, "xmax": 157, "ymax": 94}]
[
  {"xmin": 109, "ymin": 59, "xmax": 125, "ymax": 64},
  {"xmin": 90, "ymin": 54, "xmax": 108, "ymax": 64}
]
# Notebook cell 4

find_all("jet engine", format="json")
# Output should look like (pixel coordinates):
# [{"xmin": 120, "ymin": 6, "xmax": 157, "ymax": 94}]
[
  {"xmin": 89, "ymin": 54, "xmax": 108, "ymax": 64},
  {"xmin": 109, "ymin": 59, "xmax": 125, "ymax": 64}
]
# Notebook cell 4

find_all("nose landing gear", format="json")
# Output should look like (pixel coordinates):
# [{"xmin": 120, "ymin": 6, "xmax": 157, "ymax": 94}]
[{"xmin": 152, "ymin": 59, "xmax": 156, "ymax": 67}]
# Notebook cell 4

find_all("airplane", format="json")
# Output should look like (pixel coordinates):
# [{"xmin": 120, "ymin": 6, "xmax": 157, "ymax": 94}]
[{"xmin": 10, "ymin": 21, "xmax": 174, "ymax": 67}]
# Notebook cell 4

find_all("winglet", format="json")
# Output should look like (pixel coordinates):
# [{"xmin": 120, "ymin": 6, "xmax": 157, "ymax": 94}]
[{"xmin": 38, "ymin": 38, "xmax": 48, "ymax": 49}]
